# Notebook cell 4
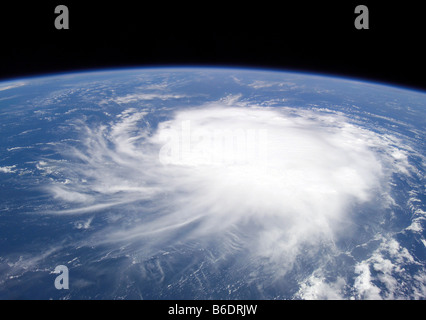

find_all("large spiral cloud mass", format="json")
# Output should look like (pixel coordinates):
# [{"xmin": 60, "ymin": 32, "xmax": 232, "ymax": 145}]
[{"xmin": 43, "ymin": 103, "xmax": 411, "ymax": 280}]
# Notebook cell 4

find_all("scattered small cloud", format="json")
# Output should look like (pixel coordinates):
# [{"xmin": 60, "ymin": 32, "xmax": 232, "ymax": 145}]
[{"xmin": 0, "ymin": 165, "xmax": 17, "ymax": 173}]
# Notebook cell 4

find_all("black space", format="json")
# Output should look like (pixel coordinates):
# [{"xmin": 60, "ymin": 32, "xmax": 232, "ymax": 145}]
[{"xmin": 0, "ymin": 1, "xmax": 425, "ymax": 91}]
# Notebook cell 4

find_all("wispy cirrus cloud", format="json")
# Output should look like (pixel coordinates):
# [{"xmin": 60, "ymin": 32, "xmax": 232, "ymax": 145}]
[
  {"xmin": 103, "ymin": 93, "xmax": 189, "ymax": 104},
  {"xmin": 0, "ymin": 82, "xmax": 26, "ymax": 91}
]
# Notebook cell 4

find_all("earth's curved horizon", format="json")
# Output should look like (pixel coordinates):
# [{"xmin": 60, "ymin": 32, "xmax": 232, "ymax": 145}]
[
  {"xmin": 3, "ymin": 66, "xmax": 426, "ymax": 95},
  {"xmin": 0, "ymin": 67, "xmax": 424, "ymax": 299}
]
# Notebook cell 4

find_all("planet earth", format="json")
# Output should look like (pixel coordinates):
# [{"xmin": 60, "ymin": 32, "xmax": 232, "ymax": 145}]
[{"xmin": 0, "ymin": 67, "xmax": 424, "ymax": 300}]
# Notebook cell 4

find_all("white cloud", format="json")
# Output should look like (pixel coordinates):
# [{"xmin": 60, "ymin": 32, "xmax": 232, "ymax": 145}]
[
  {"xmin": 247, "ymin": 80, "xmax": 299, "ymax": 90},
  {"xmin": 40, "ymin": 103, "xmax": 415, "ymax": 282},
  {"xmin": 0, "ymin": 82, "xmax": 26, "ymax": 91},
  {"xmin": 296, "ymin": 275, "xmax": 346, "ymax": 300},
  {"xmin": 0, "ymin": 165, "xmax": 17, "ymax": 173},
  {"xmin": 106, "ymin": 93, "xmax": 188, "ymax": 104},
  {"xmin": 7, "ymin": 146, "xmax": 34, "ymax": 152},
  {"xmin": 405, "ymin": 218, "xmax": 424, "ymax": 233},
  {"xmin": 74, "ymin": 217, "xmax": 94, "ymax": 229},
  {"xmin": 352, "ymin": 235, "xmax": 424, "ymax": 299},
  {"xmin": 50, "ymin": 185, "xmax": 94, "ymax": 203},
  {"xmin": 354, "ymin": 261, "xmax": 382, "ymax": 299}
]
